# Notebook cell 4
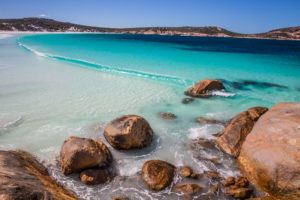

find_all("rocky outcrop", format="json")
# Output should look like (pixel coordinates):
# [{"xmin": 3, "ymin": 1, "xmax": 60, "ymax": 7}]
[
  {"xmin": 60, "ymin": 136, "xmax": 112, "ymax": 175},
  {"xmin": 238, "ymin": 103, "xmax": 300, "ymax": 199},
  {"xmin": 185, "ymin": 79, "xmax": 225, "ymax": 97},
  {"xmin": 80, "ymin": 168, "xmax": 114, "ymax": 185},
  {"xmin": 0, "ymin": 150, "xmax": 77, "ymax": 200},
  {"xmin": 216, "ymin": 106, "xmax": 268, "ymax": 157},
  {"xmin": 104, "ymin": 115, "xmax": 154, "ymax": 150},
  {"xmin": 141, "ymin": 160, "xmax": 175, "ymax": 191}
]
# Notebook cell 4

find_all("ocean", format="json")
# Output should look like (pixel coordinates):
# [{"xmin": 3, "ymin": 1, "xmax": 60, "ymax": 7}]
[{"xmin": 1, "ymin": 33, "xmax": 300, "ymax": 199}]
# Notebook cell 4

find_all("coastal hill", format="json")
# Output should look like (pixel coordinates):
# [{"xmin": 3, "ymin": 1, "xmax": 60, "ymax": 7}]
[{"xmin": 0, "ymin": 17, "xmax": 299, "ymax": 40}]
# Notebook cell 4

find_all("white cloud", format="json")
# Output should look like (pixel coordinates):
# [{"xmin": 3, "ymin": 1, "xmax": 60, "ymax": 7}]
[{"xmin": 38, "ymin": 14, "xmax": 46, "ymax": 18}]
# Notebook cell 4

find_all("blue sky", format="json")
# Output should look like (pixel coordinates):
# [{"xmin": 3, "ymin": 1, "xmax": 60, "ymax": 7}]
[{"xmin": 0, "ymin": 0, "xmax": 299, "ymax": 33}]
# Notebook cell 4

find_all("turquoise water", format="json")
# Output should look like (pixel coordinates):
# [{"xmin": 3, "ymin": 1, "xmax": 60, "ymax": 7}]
[{"xmin": 0, "ymin": 33, "xmax": 300, "ymax": 199}]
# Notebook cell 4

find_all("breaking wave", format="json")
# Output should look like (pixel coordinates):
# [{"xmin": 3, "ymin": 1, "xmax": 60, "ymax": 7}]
[{"xmin": 18, "ymin": 42, "xmax": 191, "ymax": 86}]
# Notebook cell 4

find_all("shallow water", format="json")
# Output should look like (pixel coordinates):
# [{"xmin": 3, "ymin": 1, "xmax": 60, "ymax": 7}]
[{"xmin": 0, "ymin": 34, "xmax": 300, "ymax": 199}]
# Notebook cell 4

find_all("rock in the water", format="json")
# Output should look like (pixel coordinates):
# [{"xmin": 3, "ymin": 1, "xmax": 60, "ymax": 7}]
[
  {"xmin": 0, "ymin": 150, "xmax": 77, "ymax": 200},
  {"xmin": 182, "ymin": 97, "xmax": 195, "ymax": 104},
  {"xmin": 80, "ymin": 168, "xmax": 114, "ymax": 185},
  {"xmin": 225, "ymin": 187, "xmax": 253, "ymax": 199},
  {"xmin": 196, "ymin": 116, "xmax": 225, "ymax": 125},
  {"xmin": 238, "ymin": 103, "xmax": 300, "ymax": 199},
  {"xmin": 60, "ymin": 136, "xmax": 111, "ymax": 175},
  {"xmin": 235, "ymin": 176, "xmax": 249, "ymax": 188},
  {"xmin": 179, "ymin": 166, "xmax": 193, "ymax": 178},
  {"xmin": 141, "ymin": 160, "xmax": 175, "ymax": 191},
  {"xmin": 205, "ymin": 171, "xmax": 221, "ymax": 180},
  {"xmin": 223, "ymin": 176, "xmax": 236, "ymax": 187},
  {"xmin": 185, "ymin": 79, "xmax": 225, "ymax": 97},
  {"xmin": 173, "ymin": 183, "xmax": 202, "ymax": 195},
  {"xmin": 104, "ymin": 115, "xmax": 154, "ymax": 150},
  {"xmin": 216, "ymin": 107, "xmax": 268, "ymax": 157},
  {"xmin": 159, "ymin": 112, "xmax": 177, "ymax": 120}
]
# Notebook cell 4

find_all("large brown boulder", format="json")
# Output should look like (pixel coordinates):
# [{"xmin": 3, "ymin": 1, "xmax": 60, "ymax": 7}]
[
  {"xmin": 104, "ymin": 115, "xmax": 154, "ymax": 150},
  {"xmin": 60, "ymin": 136, "xmax": 111, "ymax": 175},
  {"xmin": 0, "ymin": 150, "xmax": 77, "ymax": 200},
  {"xmin": 216, "ymin": 107, "xmax": 268, "ymax": 157},
  {"xmin": 238, "ymin": 103, "xmax": 300, "ymax": 200},
  {"xmin": 185, "ymin": 79, "xmax": 225, "ymax": 97},
  {"xmin": 141, "ymin": 160, "xmax": 175, "ymax": 191}
]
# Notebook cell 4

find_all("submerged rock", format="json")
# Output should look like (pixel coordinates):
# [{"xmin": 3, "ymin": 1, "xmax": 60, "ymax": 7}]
[
  {"xmin": 216, "ymin": 106, "xmax": 268, "ymax": 157},
  {"xmin": 182, "ymin": 97, "xmax": 195, "ymax": 104},
  {"xmin": 196, "ymin": 116, "xmax": 225, "ymax": 125},
  {"xmin": 185, "ymin": 79, "xmax": 225, "ymax": 97},
  {"xmin": 159, "ymin": 112, "xmax": 177, "ymax": 120},
  {"xmin": 238, "ymin": 103, "xmax": 300, "ymax": 199},
  {"xmin": 60, "ymin": 136, "xmax": 112, "ymax": 175},
  {"xmin": 141, "ymin": 160, "xmax": 175, "ymax": 191},
  {"xmin": 0, "ymin": 150, "xmax": 77, "ymax": 200},
  {"xmin": 80, "ymin": 168, "xmax": 114, "ymax": 185},
  {"xmin": 173, "ymin": 183, "xmax": 202, "ymax": 195},
  {"xmin": 225, "ymin": 187, "xmax": 253, "ymax": 199},
  {"xmin": 104, "ymin": 115, "xmax": 154, "ymax": 150}
]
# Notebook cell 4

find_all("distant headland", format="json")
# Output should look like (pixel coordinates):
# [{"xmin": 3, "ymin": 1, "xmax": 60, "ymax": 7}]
[{"xmin": 0, "ymin": 17, "xmax": 300, "ymax": 40}]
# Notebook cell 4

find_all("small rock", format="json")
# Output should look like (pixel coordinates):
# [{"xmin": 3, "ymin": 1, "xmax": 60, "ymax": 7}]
[
  {"xmin": 196, "ymin": 117, "xmax": 225, "ymax": 125},
  {"xmin": 104, "ymin": 115, "xmax": 154, "ymax": 150},
  {"xmin": 112, "ymin": 197, "xmax": 129, "ymax": 200},
  {"xmin": 223, "ymin": 176, "xmax": 235, "ymax": 187},
  {"xmin": 182, "ymin": 97, "xmax": 195, "ymax": 104},
  {"xmin": 207, "ymin": 184, "xmax": 220, "ymax": 194},
  {"xmin": 60, "ymin": 136, "xmax": 112, "ymax": 175},
  {"xmin": 159, "ymin": 112, "xmax": 177, "ymax": 120},
  {"xmin": 235, "ymin": 176, "xmax": 249, "ymax": 188},
  {"xmin": 173, "ymin": 183, "xmax": 202, "ymax": 195},
  {"xmin": 185, "ymin": 79, "xmax": 225, "ymax": 97},
  {"xmin": 179, "ymin": 166, "xmax": 193, "ymax": 178},
  {"xmin": 205, "ymin": 171, "xmax": 221, "ymax": 180},
  {"xmin": 80, "ymin": 168, "xmax": 114, "ymax": 185},
  {"xmin": 141, "ymin": 160, "xmax": 175, "ymax": 191},
  {"xmin": 225, "ymin": 187, "xmax": 253, "ymax": 199}
]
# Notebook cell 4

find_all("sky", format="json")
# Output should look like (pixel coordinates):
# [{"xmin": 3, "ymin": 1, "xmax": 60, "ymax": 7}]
[{"xmin": 0, "ymin": 0, "xmax": 299, "ymax": 33}]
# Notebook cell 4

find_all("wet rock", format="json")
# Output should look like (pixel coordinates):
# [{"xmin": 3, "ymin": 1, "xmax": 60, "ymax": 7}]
[
  {"xmin": 185, "ymin": 79, "xmax": 225, "ymax": 97},
  {"xmin": 216, "ymin": 106, "xmax": 268, "ymax": 157},
  {"xmin": 208, "ymin": 184, "xmax": 220, "ymax": 194},
  {"xmin": 112, "ymin": 197, "xmax": 129, "ymax": 200},
  {"xmin": 225, "ymin": 187, "xmax": 253, "ymax": 199},
  {"xmin": 60, "ymin": 136, "xmax": 111, "ymax": 175},
  {"xmin": 205, "ymin": 171, "xmax": 221, "ymax": 180},
  {"xmin": 194, "ymin": 138, "xmax": 216, "ymax": 150},
  {"xmin": 104, "ymin": 115, "xmax": 154, "ymax": 150},
  {"xmin": 141, "ymin": 160, "xmax": 175, "ymax": 191},
  {"xmin": 173, "ymin": 183, "xmax": 202, "ymax": 195},
  {"xmin": 0, "ymin": 150, "xmax": 77, "ymax": 200},
  {"xmin": 235, "ymin": 176, "xmax": 249, "ymax": 188},
  {"xmin": 80, "ymin": 168, "xmax": 114, "ymax": 185},
  {"xmin": 223, "ymin": 176, "xmax": 236, "ymax": 187},
  {"xmin": 182, "ymin": 97, "xmax": 195, "ymax": 104},
  {"xmin": 238, "ymin": 103, "xmax": 300, "ymax": 199},
  {"xmin": 159, "ymin": 112, "xmax": 177, "ymax": 120},
  {"xmin": 196, "ymin": 116, "xmax": 225, "ymax": 125},
  {"xmin": 179, "ymin": 166, "xmax": 193, "ymax": 178}
]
